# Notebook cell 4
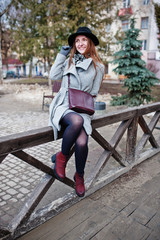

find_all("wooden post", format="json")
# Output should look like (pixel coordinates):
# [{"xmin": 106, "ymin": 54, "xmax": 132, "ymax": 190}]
[{"xmin": 126, "ymin": 116, "xmax": 138, "ymax": 163}]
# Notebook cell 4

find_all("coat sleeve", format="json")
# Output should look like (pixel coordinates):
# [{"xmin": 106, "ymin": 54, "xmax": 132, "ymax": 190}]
[
  {"xmin": 90, "ymin": 63, "xmax": 105, "ymax": 96},
  {"xmin": 49, "ymin": 53, "xmax": 67, "ymax": 81}
]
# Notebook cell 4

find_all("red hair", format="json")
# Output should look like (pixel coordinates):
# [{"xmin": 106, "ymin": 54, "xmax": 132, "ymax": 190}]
[{"xmin": 68, "ymin": 37, "xmax": 103, "ymax": 72}]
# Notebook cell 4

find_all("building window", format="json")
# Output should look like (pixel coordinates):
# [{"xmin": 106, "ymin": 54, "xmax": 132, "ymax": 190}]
[
  {"xmin": 122, "ymin": 20, "xmax": 129, "ymax": 31},
  {"xmin": 143, "ymin": 0, "xmax": 150, "ymax": 5},
  {"xmin": 141, "ymin": 17, "xmax": 149, "ymax": 29},
  {"xmin": 105, "ymin": 24, "xmax": 111, "ymax": 33},
  {"xmin": 123, "ymin": 0, "xmax": 130, "ymax": 8},
  {"xmin": 142, "ymin": 40, "xmax": 147, "ymax": 50}
]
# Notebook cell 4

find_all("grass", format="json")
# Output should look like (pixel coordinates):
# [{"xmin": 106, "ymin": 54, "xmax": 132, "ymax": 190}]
[
  {"xmin": 10, "ymin": 77, "xmax": 48, "ymax": 85},
  {"xmin": 100, "ymin": 82, "xmax": 160, "ymax": 103}
]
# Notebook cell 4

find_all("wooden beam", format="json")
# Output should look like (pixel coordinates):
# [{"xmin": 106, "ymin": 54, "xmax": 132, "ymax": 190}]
[
  {"xmin": 136, "ymin": 112, "xmax": 160, "ymax": 154},
  {"xmin": 8, "ymin": 174, "xmax": 55, "ymax": 232},
  {"xmin": 138, "ymin": 116, "xmax": 159, "ymax": 148},
  {"xmin": 92, "ymin": 129, "xmax": 126, "ymax": 166},
  {"xmin": 91, "ymin": 129, "xmax": 125, "ymax": 166},
  {"xmin": 0, "ymin": 103, "xmax": 159, "ymax": 156},
  {"xmin": 110, "ymin": 119, "xmax": 132, "ymax": 148},
  {"xmin": 12, "ymin": 151, "xmax": 74, "ymax": 189},
  {"xmin": 136, "ymin": 103, "xmax": 160, "ymax": 116},
  {"xmin": 92, "ymin": 109, "xmax": 136, "ymax": 129},
  {"xmin": 0, "ymin": 127, "xmax": 54, "ymax": 156},
  {"xmin": 126, "ymin": 117, "xmax": 138, "ymax": 163},
  {"xmin": 85, "ymin": 150, "xmax": 111, "ymax": 189},
  {"xmin": 92, "ymin": 102, "xmax": 160, "ymax": 129},
  {"xmin": 148, "ymin": 111, "xmax": 160, "ymax": 130}
]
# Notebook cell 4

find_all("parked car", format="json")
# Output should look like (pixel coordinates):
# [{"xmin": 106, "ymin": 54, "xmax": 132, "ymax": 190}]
[{"xmin": 3, "ymin": 71, "xmax": 17, "ymax": 79}]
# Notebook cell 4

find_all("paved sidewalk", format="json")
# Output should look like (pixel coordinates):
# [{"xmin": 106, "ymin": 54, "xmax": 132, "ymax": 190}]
[{"xmin": 19, "ymin": 153, "xmax": 160, "ymax": 240}]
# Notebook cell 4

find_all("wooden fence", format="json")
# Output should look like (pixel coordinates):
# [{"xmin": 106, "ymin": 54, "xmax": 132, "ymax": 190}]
[{"xmin": 0, "ymin": 102, "xmax": 160, "ymax": 239}]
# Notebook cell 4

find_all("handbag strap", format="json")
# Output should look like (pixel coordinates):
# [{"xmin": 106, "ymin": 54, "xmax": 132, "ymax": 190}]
[
  {"xmin": 68, "ymin": 74, "xmax": 70, "ymax": 88},
  {"xmin": 68, "ymin": 73, "xmax": 96, "ymax": 97}
]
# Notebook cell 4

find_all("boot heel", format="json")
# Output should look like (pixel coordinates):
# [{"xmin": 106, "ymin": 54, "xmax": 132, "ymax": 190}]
[{"xmin": 51, "ymin": 154, "xmax": 56, "ymax": 163}]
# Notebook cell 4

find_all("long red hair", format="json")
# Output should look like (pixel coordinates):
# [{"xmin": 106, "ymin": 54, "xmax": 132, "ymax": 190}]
[{"xmin": 68, "ymin": 37, "xmax": 103, "ymax": 72}]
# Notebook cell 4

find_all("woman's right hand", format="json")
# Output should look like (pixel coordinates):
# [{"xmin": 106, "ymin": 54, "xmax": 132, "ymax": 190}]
[{"xmin": 60, "ymin": 46, "xmax": 72, "ymax": 56}]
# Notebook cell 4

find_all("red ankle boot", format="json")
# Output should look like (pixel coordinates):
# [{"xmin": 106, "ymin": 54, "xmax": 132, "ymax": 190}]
[
  {"xmin": 74, "ymin": 172, "xmax": 85, "ymax": 197},
  {"xmin": 51, "ymin": 152, "xmax": 68, "ymax": 181}
]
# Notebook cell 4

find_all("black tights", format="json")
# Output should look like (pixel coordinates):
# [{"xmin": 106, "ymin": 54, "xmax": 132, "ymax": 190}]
[{"xmin": 60, "ymin": 112, "xmax": 88, "ymax": 176}]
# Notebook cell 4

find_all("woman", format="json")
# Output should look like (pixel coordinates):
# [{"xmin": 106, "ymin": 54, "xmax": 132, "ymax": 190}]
[{"xmin": 49, "ymin": 26, "xmax": 104, "ymax": 197}]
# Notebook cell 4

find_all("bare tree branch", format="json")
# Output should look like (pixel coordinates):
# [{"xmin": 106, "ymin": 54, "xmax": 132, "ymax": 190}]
[{"xmin": 0, "ymin": 0, "xmax": 15, "ymax": 17}]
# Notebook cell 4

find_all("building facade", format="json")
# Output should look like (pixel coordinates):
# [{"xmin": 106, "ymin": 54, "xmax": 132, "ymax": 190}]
[{"xmin": 105, "ymin": 0, "xmax": 160, "ymax": 80}]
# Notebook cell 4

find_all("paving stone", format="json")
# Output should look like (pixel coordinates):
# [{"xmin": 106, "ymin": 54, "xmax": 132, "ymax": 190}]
[
  {"xmin": 7, "ymin": 181, "xmax": 17, "ymax": 187},
  {"xmin": 0, "ymin": 191, "xmax": 5, "ymax": 196},
  {"xmin": 17, "ymin": 193, "xmax": 25, "ymax": 199},
  {"xmin": 2, "ymin": 194, "xmax": 11, "ymax": 200},
  {"xmin": 3, "ymin": 186, "xmax": 10, "ymax": 190},
  {"xmin": 20, "ymin": 181, "xmax": 30, "ymax": 187},
  {"xmin": 8, "ymin": 163, "xmax": 16, "ymax": 168},
  {"xmin": 6, "ymin": 174, "xmax": 14, "ymax": 179},
  {"xmin": 19, "ymin": 187, "xmax": 30, "ymax": 194},
  {"xmin": 6, "ymin": 189, "xmax": 18, "ymax": 195},
  {"xmin": 0, "ymin": 201, "xmax": 6, "ymax": 207},
  {"xmin": 2, "ymin": 178, "xmax": 9, "ymax": 183},
  {"xmin": 8, "ymin": 198, "xmax": 18, "ymax": 203},
  {"xmin": 13, "ymin": 177, "xmax": 22, "ymax": 183},
  {"xmin": 9, "ymin": 169, "xmax": 18, "ymax": 174},
  {"xmin": 0, "ymin": 176, "xmax": 5, "ymax": 180}
]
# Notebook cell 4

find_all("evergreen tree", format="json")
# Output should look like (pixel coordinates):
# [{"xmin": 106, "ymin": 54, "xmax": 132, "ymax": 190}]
[
  {"xmin": 111, "ymin": 18, "xmax": 158, "ymax": 107},
  {"xmin": 154, "ymin": 3, "xmax": 160, "ymax": 49}
]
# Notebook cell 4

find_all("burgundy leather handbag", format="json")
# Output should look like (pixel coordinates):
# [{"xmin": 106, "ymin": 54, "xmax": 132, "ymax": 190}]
[{"xmin": 68, "ymin": 74, "xmax": 95, "ymax": 115}]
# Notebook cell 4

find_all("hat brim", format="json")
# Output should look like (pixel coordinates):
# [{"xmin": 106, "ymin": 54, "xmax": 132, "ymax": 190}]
[{"xmin": 68, "ymin": 32, "xmax": 99, "ymax": 47}]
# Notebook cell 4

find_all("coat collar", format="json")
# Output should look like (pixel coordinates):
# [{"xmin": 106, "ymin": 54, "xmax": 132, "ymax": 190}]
[
  {"xmin": 75, "ymin": 57, "xmax": 92, "ymax": 70},
  {"xmin": 63, "ymin": 57, "xmax": 93, "ymax": 77}
]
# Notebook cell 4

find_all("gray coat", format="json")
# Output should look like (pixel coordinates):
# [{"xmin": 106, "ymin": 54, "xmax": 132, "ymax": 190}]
[{"xmin": 49, "ymin": 53, "xmax": 105, "ymax": 139}]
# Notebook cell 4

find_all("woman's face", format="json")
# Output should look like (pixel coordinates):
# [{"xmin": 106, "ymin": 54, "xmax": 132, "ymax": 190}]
[{"xmin": 75, "ymin": 35, "xmax": 88, "ymax": 54}]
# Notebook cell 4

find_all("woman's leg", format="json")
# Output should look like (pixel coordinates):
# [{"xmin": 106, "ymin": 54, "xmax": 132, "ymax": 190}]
[
  {"xmin": 75, "ymin": 128, "xmax": 88, "ymax": 176},
  {"xmin": 74, "ymin": 128, "xmax": 88, "ymax": 197},
  {"xmin": 60, "ymin": 112, "xmax": 84, "ymax": 155},
  {"xmin": 53, "ymin": 112, "xmax": 88, "ymax": 186}
]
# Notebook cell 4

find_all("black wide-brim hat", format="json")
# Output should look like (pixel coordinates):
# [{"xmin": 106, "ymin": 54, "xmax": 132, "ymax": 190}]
[{"xmin": 68, "ymin": 26, "xmax": 99, "ymax": 47}]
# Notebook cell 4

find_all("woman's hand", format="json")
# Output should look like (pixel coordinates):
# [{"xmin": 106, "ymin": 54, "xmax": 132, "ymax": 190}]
[{"xmin": 60, "ymin": 46, "xmax": 72, "ymax": 56}]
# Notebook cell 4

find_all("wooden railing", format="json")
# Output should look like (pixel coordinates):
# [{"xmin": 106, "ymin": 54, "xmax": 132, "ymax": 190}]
[{"xmin": 0, "ymin": 102, "xmax": 160, "ymax": 239}]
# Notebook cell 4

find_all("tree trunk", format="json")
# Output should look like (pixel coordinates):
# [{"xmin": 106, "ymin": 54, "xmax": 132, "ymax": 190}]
[
  {"xmin": 29, "ymin": 57, "xmax": 33, "ymax": 77},
  {"xmin": 47, "ymin": 56, "xmax": 51, "ymax": 86},
  {"xmin": 43, "ymin": 56, "xmax": 47, "ymax": 72},
  {"xmin": 0, "ymin": 17, "xmax": 3, "ymax": 84},
  {"xmin": 0, "ymin": 41, "xmax": 3, "ymax": 84}
]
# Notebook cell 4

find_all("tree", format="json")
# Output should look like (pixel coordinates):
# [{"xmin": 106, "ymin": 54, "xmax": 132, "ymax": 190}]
[
  {"xmin": 8, "ymin": 0, "xmax": 43, "ymax": 77},
  {"xmin": 0, "ymin": 0, "xmax": 14, "ymax": 83},
  {"xmin": 7, "ymin": 0, "xmax": 116, "ymax": 83},
  {"xmin": 154, "ymin": 2, "xmax": 160, "ymax": 49},
  {"xmin": 110, "ymin": 18, "xmax": 158, "ymax": 107}
]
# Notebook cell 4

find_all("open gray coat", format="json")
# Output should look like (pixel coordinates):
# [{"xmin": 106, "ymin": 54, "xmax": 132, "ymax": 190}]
[{"xmin": 49, "ymin": 53, "xmax": 105, "ymax": 139}]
